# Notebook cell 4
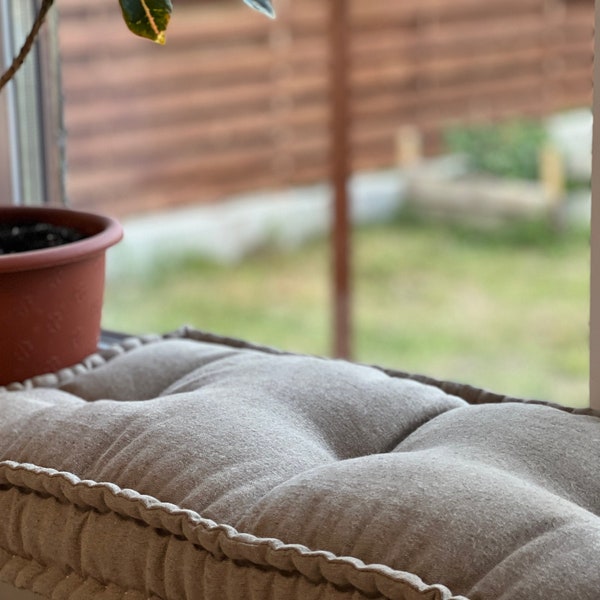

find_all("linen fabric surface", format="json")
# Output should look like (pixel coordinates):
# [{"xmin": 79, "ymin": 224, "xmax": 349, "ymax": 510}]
[{"xmin": 0, "ymin": 327, "xmax": 598, "ymax": 600}]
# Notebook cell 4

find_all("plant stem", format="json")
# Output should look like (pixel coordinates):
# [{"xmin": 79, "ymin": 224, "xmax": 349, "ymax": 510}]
[{"xmin": 0, "ymin": 0, "xmax": 55, "ymax": 92}]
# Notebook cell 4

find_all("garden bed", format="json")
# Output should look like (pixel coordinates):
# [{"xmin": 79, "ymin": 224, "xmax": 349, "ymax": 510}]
[{"xmin": 405, "ymin": 154, "xmax": 556, "ymax": 227}]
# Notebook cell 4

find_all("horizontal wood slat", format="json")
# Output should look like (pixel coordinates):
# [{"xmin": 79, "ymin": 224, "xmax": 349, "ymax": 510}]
[{"xmin": 57, "ymin": 0, "xmax": 594, "ymax": 218}]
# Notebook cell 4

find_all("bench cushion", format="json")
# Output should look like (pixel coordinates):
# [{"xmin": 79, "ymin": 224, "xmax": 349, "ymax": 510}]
[{"xmin": 0, "ymin": 327, "xmax": 598, "ymax": 600}]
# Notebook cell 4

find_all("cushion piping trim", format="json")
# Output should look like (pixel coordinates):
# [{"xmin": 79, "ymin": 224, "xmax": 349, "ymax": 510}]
[{"xmin": 0, "ymin": 460, "xmax": 468, "ymax": 600}]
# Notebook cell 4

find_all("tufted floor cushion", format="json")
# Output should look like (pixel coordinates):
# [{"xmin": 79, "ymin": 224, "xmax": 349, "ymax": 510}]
[{"xmin": 0, "ymin": 327, "xmax": 599, "ymax": 600}]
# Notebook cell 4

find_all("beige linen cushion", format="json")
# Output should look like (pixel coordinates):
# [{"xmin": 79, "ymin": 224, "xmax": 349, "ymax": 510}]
[{"xmin": 0, "ymin": 327, "xmax": 598, "ymax": 600}]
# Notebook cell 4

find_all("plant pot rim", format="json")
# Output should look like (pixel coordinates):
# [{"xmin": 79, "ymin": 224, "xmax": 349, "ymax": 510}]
[{"xmin": 0, "ymin": 205, "xmax": 123, "ymax": 273}]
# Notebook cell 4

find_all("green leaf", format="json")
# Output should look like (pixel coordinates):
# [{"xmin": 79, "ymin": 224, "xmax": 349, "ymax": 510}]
[
  {"xmin": 119, "ymin": 0, "xmax": 173, "ymax": 45},
  {"xmin": 243, "ymin": 0, "xmax": 276, "ymax": 18}
]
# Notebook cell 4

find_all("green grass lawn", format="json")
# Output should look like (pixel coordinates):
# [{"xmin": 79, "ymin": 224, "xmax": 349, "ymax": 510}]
[{"xmin": 103, "ymin": 214, "xmax": 591, "ymax": 407}]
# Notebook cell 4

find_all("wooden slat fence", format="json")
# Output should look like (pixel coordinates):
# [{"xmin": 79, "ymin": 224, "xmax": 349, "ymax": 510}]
[{"xmin": 57, "ymin": 0, "xmax": 593, "ymax": 218}]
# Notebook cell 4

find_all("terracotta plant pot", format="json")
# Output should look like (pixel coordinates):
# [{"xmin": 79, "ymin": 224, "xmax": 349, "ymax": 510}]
[{"xmin": 0, "ymin": 206, "xmax": 123, "ymax": 385}]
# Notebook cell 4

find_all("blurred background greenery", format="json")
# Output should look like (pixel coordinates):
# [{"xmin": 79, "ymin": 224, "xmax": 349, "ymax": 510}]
[{"xmin": 104, "ymin": 212, "xmax": 590, "ymax": 408}]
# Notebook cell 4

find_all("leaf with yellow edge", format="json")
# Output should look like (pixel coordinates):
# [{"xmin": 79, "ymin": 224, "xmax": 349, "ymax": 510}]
[{"xmin": 119, "ymin": 0, "xmax": 173, "ymax": 44}]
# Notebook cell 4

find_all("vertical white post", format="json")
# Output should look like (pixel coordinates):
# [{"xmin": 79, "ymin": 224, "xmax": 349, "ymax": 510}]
[
  {"xmin": 0, "ymin": 0, "xmax": 64, "ymax": 207},
  {"xmin": 589, "ymin": 0, "xmax": 600, "ymax": 410},
  {"xmin": 0, "ymin": 0, "xmax": 24, "ymax": 205}
]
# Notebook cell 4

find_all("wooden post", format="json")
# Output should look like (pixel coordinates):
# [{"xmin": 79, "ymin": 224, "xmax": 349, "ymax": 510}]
[
  {"xmin": 538, "ymin": 142, "xmax": 565, "ymax": 206},
  {"xmin": 329, "ymin": 0, "xmax": 352, "ymax": 359},
  {"xmin": 396, "ymin": 125, "xmax": 423, "ymax": 169}
]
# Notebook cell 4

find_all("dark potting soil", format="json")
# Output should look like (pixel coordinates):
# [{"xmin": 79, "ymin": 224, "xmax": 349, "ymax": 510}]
[{"xmin": 0, "ymin": 221, "xmax": 86, "ymax": 255}]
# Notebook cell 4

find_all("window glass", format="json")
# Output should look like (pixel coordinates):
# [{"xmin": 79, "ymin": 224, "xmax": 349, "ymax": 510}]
[{"xmin": 53, "ymin": 0, "xmax": 595, "ymax": 406}]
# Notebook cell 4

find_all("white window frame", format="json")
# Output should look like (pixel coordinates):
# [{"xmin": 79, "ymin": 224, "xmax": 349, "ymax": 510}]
[
  {"xmin": 0, "ymin": 0, "xmax": 64, "ymax": 206},
  {"xmin": 588, "ymin": 0, "xmax": 600, "ymax": 411}
]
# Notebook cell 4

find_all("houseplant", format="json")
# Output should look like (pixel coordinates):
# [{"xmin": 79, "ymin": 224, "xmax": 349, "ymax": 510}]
[{"xmin": 0, "ymin": 0, "xmax": 274, "ymax": 385}]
